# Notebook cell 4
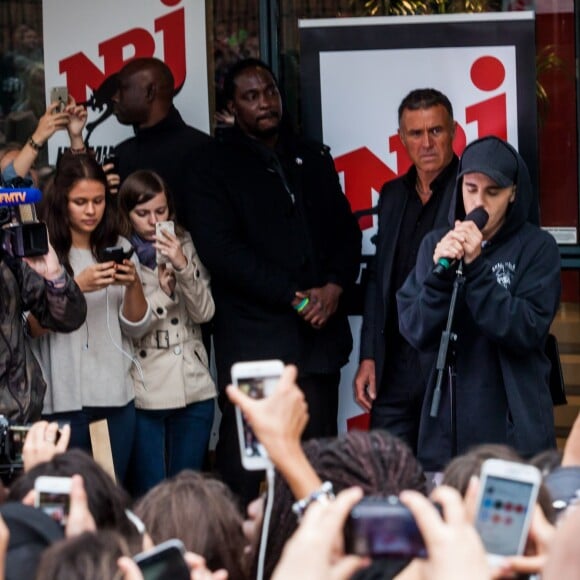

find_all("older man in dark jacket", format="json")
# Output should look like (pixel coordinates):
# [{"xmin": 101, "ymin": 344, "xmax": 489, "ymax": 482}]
[{"xmin": 186, "ymin": 58, "xmax": 361, "ymax": 504}]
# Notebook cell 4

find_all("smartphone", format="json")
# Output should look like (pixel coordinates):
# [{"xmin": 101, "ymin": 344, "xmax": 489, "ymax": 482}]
[
  {"xmin": 474, "ymin": 458, "xmax": 541, "ymax": 567},
  {"xmin": 98, "ymin": 245, "xmax": 134, "ymax": 264},
  {"xmin": 34, "ymin": 476, "xmax": 72, "ymax": 526},
  {"xmin": 134, "ymin": 538, "xmax": 189, "ymax": 580},
  {"xmin": 50, "ymin": 86, "xmax": 68, "ymax": 113},
  {"xmin": 345, "ymin": 495, "xmax": 427, "ymax": 558},
  {"xmin": 155, "ymin": 221, "xmax": 175, "ymax": 265},
  {"xmin": 231, "ymin": 359, "xmax": 284, "ymax": 470},
  {"xmin": 102, "ymin": 153, "xmax": 118, "ymax": 173}
]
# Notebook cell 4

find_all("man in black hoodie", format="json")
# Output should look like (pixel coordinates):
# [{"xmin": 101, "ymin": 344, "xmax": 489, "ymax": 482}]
[{"xmin": 397, "ymin": 136, "xmax": 560, "ymax": 471}]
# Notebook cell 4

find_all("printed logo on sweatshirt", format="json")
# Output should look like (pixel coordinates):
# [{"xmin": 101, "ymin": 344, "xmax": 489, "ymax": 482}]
[{"xmin": 492, "ymin": 261, "xmax": 516, "ymax": 289}]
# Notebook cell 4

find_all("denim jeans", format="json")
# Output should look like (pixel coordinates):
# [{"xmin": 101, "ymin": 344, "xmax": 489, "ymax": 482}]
[
  {"xmin": 129, "ymin": 398, "xmax": 215, "ymax": 497},
  {"xmin": 43, "ymin": 401, "xmax": 136, "ymax": 483}
]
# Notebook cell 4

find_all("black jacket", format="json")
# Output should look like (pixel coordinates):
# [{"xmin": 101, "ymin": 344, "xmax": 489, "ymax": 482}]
[
  {"xmin": 114, "ymin": 106, "xmax": 211, "ymax": 215},
  {"xmin": 186, "ymin": 127, "xmax": 361, "ymax": 387},
  {"xmin": 397, "ymin": 138, "xmax": 560, "ymax": 471},
  {"xmin": 360, "ymin": 157, "xmax": 458, "ymax": 389}
]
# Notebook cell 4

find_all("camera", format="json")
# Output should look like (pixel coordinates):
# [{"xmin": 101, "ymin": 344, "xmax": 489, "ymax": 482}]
[
  {"xmin": 0, "ymin": 415, "xmax": 32, "ymax": 484},
  {"xmin": 345, "ymin": 495, "xmax": 427, "ymax": 559},
  {"xmin": 0, "ymin": 176, "xmax": 48, "ymax": 258}
]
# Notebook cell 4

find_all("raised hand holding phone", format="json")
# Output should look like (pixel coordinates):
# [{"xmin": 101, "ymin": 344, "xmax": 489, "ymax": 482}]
[
  {"xmin": 473, "ymin": 458, "xmax": 541, "ymax": 568},
  {"xmin": 230, "ymin": 359, "xmax": 284, "ymax": 471},
  {"xmin": 34, "ymin": 475, "xmax": 72, "ymax": 526}
]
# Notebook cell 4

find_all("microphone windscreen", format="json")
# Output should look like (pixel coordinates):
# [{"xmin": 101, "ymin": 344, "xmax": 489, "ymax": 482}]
[{"xmin": 465, "ymin": 206, "xmax": 489, "ymax": 230}]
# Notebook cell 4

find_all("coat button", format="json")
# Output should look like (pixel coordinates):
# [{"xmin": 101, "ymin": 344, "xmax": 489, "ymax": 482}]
[
  {"xmin": 156, "ymin": 307, "xmax": 163, "ymax": 315},
  {"xmin": 139, "ymin": 350, "xmax": 147, "ymax": 357},
  {"xmin": 171, "ymin": 318, "xmax": 178, "ymax": 325},
  {"xmin": 173, "ymin": 346, "xmax": 182, "ymax": 355}
]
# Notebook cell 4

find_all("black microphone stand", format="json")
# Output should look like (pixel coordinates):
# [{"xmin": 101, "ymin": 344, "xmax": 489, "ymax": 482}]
[{"xmin": 430, "ymin": 260, "xmax": 464, "ymax": 456}]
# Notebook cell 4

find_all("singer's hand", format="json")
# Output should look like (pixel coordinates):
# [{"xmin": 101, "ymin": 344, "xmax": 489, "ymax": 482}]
[
  {"xmin": 453, "ymin": 221, "xmax": 482, "ymax": 264},
  {"xmin": 434, "ymin": 221, "xmax": 483, "ymax": 267}
]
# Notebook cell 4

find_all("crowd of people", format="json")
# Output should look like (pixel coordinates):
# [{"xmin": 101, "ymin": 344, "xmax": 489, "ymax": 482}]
[{"xmin": 0, "ymin": 52, "xmax": 576, "ymax": 579}]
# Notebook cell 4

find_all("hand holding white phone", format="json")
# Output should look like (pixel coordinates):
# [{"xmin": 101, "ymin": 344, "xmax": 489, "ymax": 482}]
[
  {"xmin": 155, "ymin": 220, "xmax": 175, "ymax": 265},
  {"xmin": 474, "ymin": 458, "xmax": 541, "ymax": 568},
  {"xmin": 231, "ymin": 359, "xmax": 284, "ymax": 471},
  {"xmin": 34, "ymin": 475, "xmax": 72, "ymax": 526}
]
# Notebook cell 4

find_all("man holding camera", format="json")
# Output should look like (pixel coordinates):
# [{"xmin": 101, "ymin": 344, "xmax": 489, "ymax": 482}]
[{"xmin": 1, "ymin": 170, "xmax": 87, "ymax": 424}]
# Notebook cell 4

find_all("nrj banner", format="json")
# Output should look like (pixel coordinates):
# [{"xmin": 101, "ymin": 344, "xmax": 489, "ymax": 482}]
[
  {"xmin": 299, "ymin": 13, "xmax": 537, "ymax": 431},
  {"xmin": 42, "ymin": 0, "xmax": 209, "ymax": 163}
]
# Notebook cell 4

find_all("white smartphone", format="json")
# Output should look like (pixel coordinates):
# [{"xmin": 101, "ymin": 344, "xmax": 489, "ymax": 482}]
[
  {"xmin": 50, "ymin": 86, "xmax": 68, "ymax": 113},
  {"xmin": 34, "ymin": 475, "xmax": 73, "ymax": 526},
  {"xmin": 231, "ymin": 359, "xmax": 284, "ymax": 471},
  {"xmin": 474, "ymin": 458, "xmax": 541, "ymax": 567},
  {"xmin": 155, "ymin": 220, "xmax": 175, "ymax": 265},
  {"xmin": 134, "ymin": 538, "xmax": 189, "ymax": 580}
]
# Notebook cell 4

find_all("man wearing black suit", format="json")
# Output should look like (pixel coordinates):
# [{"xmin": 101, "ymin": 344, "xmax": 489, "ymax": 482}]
[{"xmin": 354, "ymin": 89, "xmax": 458, "ymax": 454}]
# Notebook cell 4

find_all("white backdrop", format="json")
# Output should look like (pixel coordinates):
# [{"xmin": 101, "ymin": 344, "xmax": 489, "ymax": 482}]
[
  {"xmin": 42, "ymin": 0, "xmax": 209, "ymax": 163},
  {"xmin": 299, "ymin": 13, "xmax": 536, "ymax": 432}
]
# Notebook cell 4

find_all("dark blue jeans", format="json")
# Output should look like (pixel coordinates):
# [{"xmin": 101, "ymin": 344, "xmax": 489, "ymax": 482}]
[
  {"xmin": 129, "ymin": 398, "xmax": 215, "ymax": 497},
  {"xmin": 43, "ymin": 401, "xmax": 136, "ymax": 483}
]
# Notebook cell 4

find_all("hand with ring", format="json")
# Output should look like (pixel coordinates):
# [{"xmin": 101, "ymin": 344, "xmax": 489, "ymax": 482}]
[{"xmin": 22, "ymin": 420, "xmax": 71, "ymax": 472}]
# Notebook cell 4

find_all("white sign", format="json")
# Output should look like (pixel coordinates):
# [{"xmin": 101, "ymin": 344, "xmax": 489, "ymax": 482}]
[
  {"xmin": 42, "ymin": 0, "xmax": 209, "ymax": 162},
  {"xmin": 300, "ymin": 13, "xmax": 537, "ymax": 432}
]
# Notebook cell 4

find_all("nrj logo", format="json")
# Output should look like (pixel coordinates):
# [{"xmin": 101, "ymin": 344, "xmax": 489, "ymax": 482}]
[
  {"xmin": 57, "ymin": 0, "xmax": 186, "ymax": 143},
  {"xmin": 336, "ymin": 55, "xmax": 511, "ymax": 231}
]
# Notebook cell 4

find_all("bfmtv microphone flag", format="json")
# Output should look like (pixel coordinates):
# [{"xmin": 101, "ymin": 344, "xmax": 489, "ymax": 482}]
[{"xmin": 298, "ymin": 12, "xmax": 537, "ymax": 432}]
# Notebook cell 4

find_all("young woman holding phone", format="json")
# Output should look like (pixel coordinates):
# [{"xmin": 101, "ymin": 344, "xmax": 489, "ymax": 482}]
[
  {"xmin": 30, "ymin": 149, "xmax": 150, "ymax": 483},
  {"xmin": 117, "ymin": 170, "xmax": 216, "ymax": 496}
]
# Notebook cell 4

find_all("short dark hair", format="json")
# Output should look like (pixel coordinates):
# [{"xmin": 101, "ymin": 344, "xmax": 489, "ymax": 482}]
[
  {"xmin": 223, "ymin": 58, "xmax": 278, "ymax": 102},
  {"xmin": 398, "ymin": 88, "xmax": 454, "ymax": 125},
  {"xmin": 120, "ymin": 57, "xmax": 175, "ymax": 100}
]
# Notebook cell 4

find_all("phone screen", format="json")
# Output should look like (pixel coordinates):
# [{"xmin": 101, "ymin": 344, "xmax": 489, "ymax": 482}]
[
  {"xmin": 475, "ymin": 475, "xmax": 535, "ymax": 556},
  {"xmin": 347, "ymin": 501, "xmax": 426, "ymax": 558},
  {"xmin": 238, "ymin": 375, "xmax": 279, "ymax": 459},
  {"xmin": 38, "ymin": 491, "xmax": 70, "ymax": 526}
]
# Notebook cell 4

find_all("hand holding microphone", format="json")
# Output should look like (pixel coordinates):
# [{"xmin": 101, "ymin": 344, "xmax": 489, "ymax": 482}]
[{"xmin": 433, "ymin": 207, "xmax": 489, "ymax": 275}]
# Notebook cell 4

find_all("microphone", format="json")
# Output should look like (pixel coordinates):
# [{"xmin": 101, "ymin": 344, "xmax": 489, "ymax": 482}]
[
  {"xmin": 432, "ymin": 206, "xmax": 489, "ymax": 276},
  {"xmin": 0, "ymin": 187, "xmax": 42, "ymax": 207}
]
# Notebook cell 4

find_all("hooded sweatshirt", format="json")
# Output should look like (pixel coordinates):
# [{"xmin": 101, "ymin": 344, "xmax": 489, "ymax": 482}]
[{"xmin": 397, "ymin": 137, "xmax": 561, "ymax": 471}]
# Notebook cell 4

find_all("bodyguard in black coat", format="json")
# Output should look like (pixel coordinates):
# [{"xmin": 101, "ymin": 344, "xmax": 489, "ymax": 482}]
[{"xmin": 185, "ymin": 58, "xmax": 361, "ymax": 504}]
